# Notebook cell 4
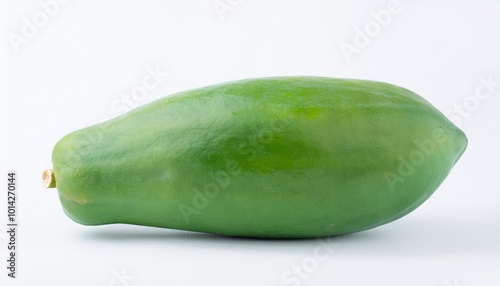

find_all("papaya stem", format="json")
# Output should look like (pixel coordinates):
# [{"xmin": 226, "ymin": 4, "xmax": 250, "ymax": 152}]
[{"xmin": 42, "ymin": 169, "xmax": 56, "ymax": 188}]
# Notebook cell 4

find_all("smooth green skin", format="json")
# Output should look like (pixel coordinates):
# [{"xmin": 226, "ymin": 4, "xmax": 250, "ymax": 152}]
[{"xmin": 52, "ymin": 77, "xmax": 467, "ymax": 238}]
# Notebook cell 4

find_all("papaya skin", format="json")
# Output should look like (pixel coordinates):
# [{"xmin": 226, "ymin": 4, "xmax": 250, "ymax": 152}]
[{"xmin": 48, "ymin": 77, "xmax": 467, "ymax": 238}]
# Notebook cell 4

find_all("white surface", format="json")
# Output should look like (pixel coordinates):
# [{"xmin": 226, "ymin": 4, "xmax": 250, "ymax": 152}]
[{"xmin": 1, "ymin": 0, "xmax": 499, "ymax": 285}]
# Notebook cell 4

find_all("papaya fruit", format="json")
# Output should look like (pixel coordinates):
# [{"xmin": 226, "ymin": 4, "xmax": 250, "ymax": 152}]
[{"xmin": 44, "ymin": 77, "xmax": 467, "ymax": 238}]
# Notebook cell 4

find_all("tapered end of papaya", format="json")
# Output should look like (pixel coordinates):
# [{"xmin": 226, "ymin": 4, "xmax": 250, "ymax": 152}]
[
  {"xmin": 42, "ymin": 169, "xmax": 57, "ymax": 188},
  {"xmin": 451, "ymin": 125, "xmax": 468, "ymax": 167}
]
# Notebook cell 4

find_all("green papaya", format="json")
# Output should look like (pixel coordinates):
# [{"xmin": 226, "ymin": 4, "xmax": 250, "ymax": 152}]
[{"xmin": 44, "ymin": 76, "xmax": 467, "ymax": 238}]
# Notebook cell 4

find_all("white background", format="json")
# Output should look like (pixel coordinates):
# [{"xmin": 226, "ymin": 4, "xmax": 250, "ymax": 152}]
[{"xmin": 1, "ymin": 0, "xmax": 500, "ymax": 285}]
